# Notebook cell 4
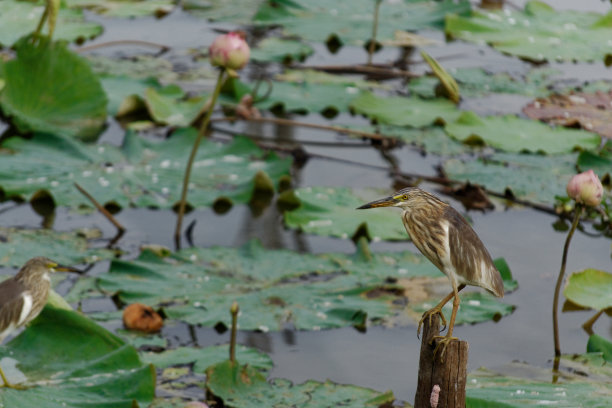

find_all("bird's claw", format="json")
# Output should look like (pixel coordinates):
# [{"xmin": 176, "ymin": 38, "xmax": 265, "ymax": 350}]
[
  {"xmin": 0, "ymin": 382, "xmax": 29, "ymax": 390},
  {"xmin": 430, "ymin": 335, "xmax": 458, "ymax": 362},
  {"xmin": 417, "ymin": 307, "xmax": 447, "ymax": 339}
]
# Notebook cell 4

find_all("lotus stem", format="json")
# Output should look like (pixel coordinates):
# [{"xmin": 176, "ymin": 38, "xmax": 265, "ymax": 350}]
[
  {"xmin": 552, "ymin": 203, "xmax": 582, "ymax": 358},
  {"xmin": 229, "ymin": 301, "xmax": 239, "ymax": 364},
  {"xmin": 174, "ymin": 68, "xmax": 226, "ymax": 248},
  {"xmin": 367, "ymin": 0, "xmax": 382, "ymax": 65}
]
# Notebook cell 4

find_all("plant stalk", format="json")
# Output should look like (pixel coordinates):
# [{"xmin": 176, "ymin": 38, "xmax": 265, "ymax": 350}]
[
  {"xmin": 174, "ymin": 68, "xmax": 226, "ymax": 248},
  {"xmin": 367, "ymin": 0, "xmax": 382, "ymax": 65},
  {"xmin": 230, "ymin": 301, "xmax": 239, "ymax": 364},
  {"xmin": 552, "ymin": 203, "xmax": 582, "ymax": 358}
]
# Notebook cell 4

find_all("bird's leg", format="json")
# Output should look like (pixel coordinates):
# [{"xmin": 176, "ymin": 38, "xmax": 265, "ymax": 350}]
[
  {"xmin": 417, "ymin": 284, "xmax": 466, "ymax": 338},
  {"xmin": 432, "ymin": 283, "xmax": 465, "ymax": 361},
  {"xmin": 0, "ymin": 364, "xmax": 27, "ymax": 389}
]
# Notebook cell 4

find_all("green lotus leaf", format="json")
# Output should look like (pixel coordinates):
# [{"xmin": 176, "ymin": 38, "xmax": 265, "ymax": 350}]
[
  {"xmin": 144, "ymin": 85, "xmax": 208, "ymax": 127},
  {"xmin": 443, "ymin": 152, "xmax": 578, "ymax": 205},
  {"xmin": 446, "ymin": 0, "xmax": 612, "ymax": 63},
  {"xmin": 445, "ymin": 112, "xmax": 600, "ymax": 154},
  {"xmin": 206, "ymin": 360, "xmax": 395, "ymax": 408},
  {"xmin": 66, "ymin": 0, "xmax": 175, "ymax": 18},
  {"xmin": 0, "ymin": 306, "xmax": 155, "ymax": 407},
  {"xmin": 0, "ymin": 227, "xmax": 114, "ymax": 267},
  {"xmin": 0, "ymin": 129, "xmax": 290, "ymax": 210},
  {"xmin": 256, "ymin": 80, "xmax": 362, "ymax": 115},
  {"xmin": 350, "ymin": 91, "xmax": 461, "ymax": 128},
  {"xmin": 564, "ymin": 269, "xmax": 612, "ymax": 311},
  {"xmin": 577, "ymin": 150, "xmax": 612, "ymax": 180},
  {"xmin": 251, "ymin": 38, "xmax": 314, "ymax": 63},
  {"xmin": 0, "ymin": 37, "xmax": 107, "ymax": 141},
  {"xmin": 142, "ymin": 344, "xmax": 273, "ymax": 373},
  {"xmin": 282, "ymin": 187, "xmax": 409, "ymax": 241},
  {"xmin": 467, "ymin": 353, "xmax": 612, "ymax": 407},
  {"xmin": 99, "ymin": 76, "xmax": 161, "ymax": 117},
  {"xmin": 253, "ymin": 0, "xmax": 471, "ymax": 46},
  {"xmin": 587, "ymin": 334, "xmax": 612, "ymax": 363},
  {"xmin": 96, "ymin": 241, "xmax": 514, "ymax": 331},
  {"xmin": 0, "ymin": 0, "xmax": 102, "ymax": 47},
  {"xmin": 409, "ymin": 67, "xmax": 561, "ymax": 99}
]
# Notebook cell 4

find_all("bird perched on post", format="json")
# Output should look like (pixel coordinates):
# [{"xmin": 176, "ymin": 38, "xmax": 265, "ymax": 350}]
[
  {"xmin": 358, "ymin": 187, "xmax": 504, "ymax": 359},
  {"xmin": 0, "ymin": 257, "xmax": 82, "ymax": 388}
]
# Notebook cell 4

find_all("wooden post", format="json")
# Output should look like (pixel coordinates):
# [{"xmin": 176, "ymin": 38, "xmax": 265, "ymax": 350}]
[{"xmin": 414, "ymin": 314, "xmax": 468, "ymax": 408}]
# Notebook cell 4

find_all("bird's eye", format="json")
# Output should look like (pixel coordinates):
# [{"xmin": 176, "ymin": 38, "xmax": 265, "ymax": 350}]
[{"xmin": 402, "ymin": 194, "xmax": 409, "ymax": 200}]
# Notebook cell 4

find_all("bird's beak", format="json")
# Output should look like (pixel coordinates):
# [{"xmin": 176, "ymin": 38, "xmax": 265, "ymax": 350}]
[
  {"xmin": 356, "ymin": 195, "xmax": 398, "ymax": 210},
  {"xmin": 52, "ymin": 263, "xmax": 85, "ymax": 274}
]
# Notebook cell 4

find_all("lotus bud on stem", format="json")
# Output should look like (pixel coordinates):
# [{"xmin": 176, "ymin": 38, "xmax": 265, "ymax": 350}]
[
  {"xmin": 553, "ymin": 170, "xmax": 603, "ymax": 359},
  {"xmin": 230, "ymin": 301, "xmax": 239, "ymax": 364},
  {"xmin": 174, "ymin": 32, "xmax": 250, "ymax": 248}
]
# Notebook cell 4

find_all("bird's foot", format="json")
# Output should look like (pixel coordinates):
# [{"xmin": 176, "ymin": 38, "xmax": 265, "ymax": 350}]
[
  {"xmin": 431, "ymin": 334, "xmax": 458, "ymax": 362},
  {"xmin": 417, "ymin": 307, "xmax": 447, "ymax": 338},
  {"xmin": 0, "ymin": 381, "xmax": 29, "ymax": 390}
]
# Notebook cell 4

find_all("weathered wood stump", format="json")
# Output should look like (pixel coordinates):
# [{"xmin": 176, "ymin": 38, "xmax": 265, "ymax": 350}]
[{"xmin": 414, "ymin": 314, "xmax": 468, "ymax": 408}]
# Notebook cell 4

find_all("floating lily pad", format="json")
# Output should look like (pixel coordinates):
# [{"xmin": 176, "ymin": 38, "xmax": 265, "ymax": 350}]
[
  {"xmin": 0, "ymin": 227, "xmax": 114, "ymax": 267},
  {"xmin": 251, "ymin": 38, "xmax": 314, "ymax": 63},
  {"xmin": 144, "ymin": 85, "xmax": 208, "ymax": 127},
  {"xmin": 466, "ymin": 354, "xmax": 612, "ymax": 407},
  {"xmin": 588, "ymin": 334, "xmax": 612, "ymax": 363},
  {"xmin": 0, "ymin": 0, "xmax": 102, "ymax": 47},
  {"xmin": 564, "ymin": 269, "xmax": 612, "ymax": 312},
  {"xmin": 142, "ymin": 345, "xmax": 273, "ymax": 373},
  {"xmin": 1, "ymin": 37, "xmax": 107, "ymax": 141},
  {"xmin": 206, "ymin": 360, "xmax": 396, "ymax": 408},
  {"xmin": 446, "ymin": 1, "xmax": 612, "ymax": 63},
  {"xmin": 347, "ymin": 125, "xmax": 472, "ymax": 156},
  {"xmin": 87, "ymin": 54, "xmax": 217, "ymax": 85},
  {"xmin": 0, "ymin": 129, "xmax": 291, "ymax": 210},
  {"xmin": 99, "ymin": 76, "xmax": 161, "ymax": 117},
  {"xmin": 524, "ymin": 91, "xmax": 612, "ymax": 140},
  {"xmin": 0, "ymin": 306, "xmax": 155, "ymax": 407},
  {"xmin": 253, "ymin": 0, "xmax": 471, "ymax": 46},
  {"xmin": 414, "ymin": 291, "xmax": 514, "ymax": 326},
  {"xmin": 257, "ymin": 80, "xmax": 362, "ymax": 115},
  {"xmin": 182, "ymin": 0, "xmax": 263, "ymax": 24},
  {"xmin": 277, "ymin": 69, "xmax": 389, "ymax": 90},
  {"xmin": 350, "ymin": 92, "xmax": 460, "ymax": 128},
  {"xmin": 577, "ymin": 150, "xmax": 612, "ymax": 180},
  {"xmin": 409, "ymin": 67, "xmax": 560, "ymax": 99},
  {"xmin": 443, "ymin": 152, "xmax": 578, "ymax": 205},
  {"xmin": 445, "ymin": 111, "xmax": 600, "ymax": 154},
  {"xmin": 66, "ymin": 0, "xmax": 175, "ymax": 18},
  {"xmin": 282, "ymin": 187, "xmax": 409, "ymax": 241},
  {"xmin": 97, "ymin": 241, "xmax": 513, "ymax": 331}
]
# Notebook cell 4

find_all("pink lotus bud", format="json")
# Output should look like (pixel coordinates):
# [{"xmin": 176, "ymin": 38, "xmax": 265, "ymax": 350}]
[
  {"xmin": 566, "ymin": 170, "xmax": 603, "ymax": 207},
  {"xmin": 209, "ymin": 32, "xmax": 250, "ymax": 70}
]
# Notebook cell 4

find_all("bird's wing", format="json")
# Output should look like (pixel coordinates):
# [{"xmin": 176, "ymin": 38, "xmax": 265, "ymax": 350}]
[
  {"xmin": 444, "ymin": 207, "xmax": 504, "ymax": 297},
  {"xmin": 0, "ymin": 279, "xmax": 28, "ymax": 341}
]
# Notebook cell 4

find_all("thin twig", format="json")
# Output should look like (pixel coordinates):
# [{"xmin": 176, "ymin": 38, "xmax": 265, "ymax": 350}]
[
  {"xmin": 212, "ymin": 116, "xmax": 388, "ymax": 140},
  {"xmin": 74, "ymin": 182, "xmax": 125, "ymax": 232},
  {"xmin": 552, "ymin": 204, "xmax": 582, "ymax": 358},
  {"xmin": 76, "ymin": 40, "xmax": 170, "ymax": 54},
  {"xmin": 293, "ymin": 64, "xmax": 419, "ymax": 79}
]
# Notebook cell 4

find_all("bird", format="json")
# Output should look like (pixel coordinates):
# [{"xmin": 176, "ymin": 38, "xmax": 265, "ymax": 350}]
[
  {"xmin": 0, "ymin": 257, "xmax": 82, "ymax": 388},
  {"xmin": 357, "ymin": 187, "xmax": 504, "ymax": 360}
]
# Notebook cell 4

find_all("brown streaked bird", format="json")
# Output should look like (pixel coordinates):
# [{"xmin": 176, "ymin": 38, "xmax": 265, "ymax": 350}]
[
  {"xmin": 0, "ymin": 257, "xmax": 82, "ymax": 388},
  {"xmin": 357, "ymin": 187, "xmax": 504, "ymax": 359}
]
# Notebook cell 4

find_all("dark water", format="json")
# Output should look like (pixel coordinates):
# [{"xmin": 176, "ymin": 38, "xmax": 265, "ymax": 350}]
[{"xmin": 2, "ymin": 1, "xmax": 612, "ymax": 404}]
